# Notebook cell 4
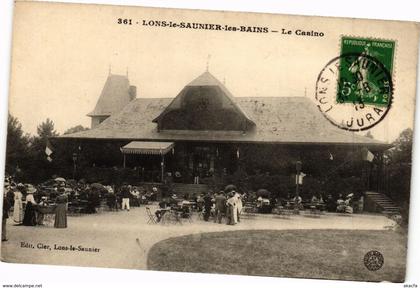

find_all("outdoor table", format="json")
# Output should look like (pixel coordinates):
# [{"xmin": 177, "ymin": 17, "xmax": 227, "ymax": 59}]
[
  {"xmin": 273, "ymin": 205, "xmax": 291, "ymax": 217},
  {"xmin": 308, "ymin": 203, "xmax": 325, "ymax": 217},
  {"xmin": 157, "ymin": 207, "xmax": 171, "ymax": 224},
  {"xmin": 36, "ymin": 204, "xmax": 57, "ymax": 226},
  {"xmin": 169, "ymin": 209, "xmax": 183, "ymax": 225},
  {"xmin": 180, "ymin": 201, "xmax": 194, "ymax": 206},
  {"xmin": 287, "ymin": 201, "xmax": 302, "ymax": 214},
  {"xmin": 242, "ymin": 205, "xmax": 258, "ymax": 218},
  {"xmin": 160, "ymin": 208, "xmax": 182, "ymax": 225},
  {"xmin": 68, "ymin": 200, "xmax": 88, "ymax": 215}
]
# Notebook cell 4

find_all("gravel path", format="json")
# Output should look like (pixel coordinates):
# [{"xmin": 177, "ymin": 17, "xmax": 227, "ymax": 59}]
[{"xmin": 1, "ymin": 206, "xmax": 394, "ymax": 270}]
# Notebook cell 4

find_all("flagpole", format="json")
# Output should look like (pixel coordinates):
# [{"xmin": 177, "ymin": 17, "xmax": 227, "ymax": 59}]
[
  {"xmin": 295, "ymin": 161, "xmax": 302, "ymax": 198},
  {"xmin": 72, "ymin": 153, "xmax": 77, "ymax": 179}
]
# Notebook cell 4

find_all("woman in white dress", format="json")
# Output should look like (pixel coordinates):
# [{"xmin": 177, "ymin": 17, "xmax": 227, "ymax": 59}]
[
  {"xmin": 13, "ymin": 189, "xmax": 23, "ymax": 224},
  {"xmin": 226, "ymin": 193, "xmax": 237, "ymax": 225},
  {"xmin": 234, "ymin": 191, "xmax": 243, "ymax": 223}
]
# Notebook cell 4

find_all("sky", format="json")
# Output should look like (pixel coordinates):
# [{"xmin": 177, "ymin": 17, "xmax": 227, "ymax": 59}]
[{"xmin": 7, "ymin": 1, "xmax": 419, "ymax": 143}]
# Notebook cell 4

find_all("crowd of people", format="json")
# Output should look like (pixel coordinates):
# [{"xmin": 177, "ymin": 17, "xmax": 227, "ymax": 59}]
[
  {"xmin": 287, "ymin": 193, "xmax": 357, "ymax": 213},
  {"xmin": 1, "ymin": 176, "xmax": 161, "ymax": 242},
  {"xmin": 154, "ymin": 189, "xmax": 244, "ymax": 225},
  {"xmin": 242, "ymin": 190, "xmax": 361, "ymax": 215},
  {"xmin": 2, "ymin": 178, "xmax": 69, "ymax": 242},
  {"xmin": 104, "ymin": 184, "xmax": 158, "ymax": 212},
  {"xmin": 1, "ymin": 173, "xmax": 364, "ymax": 242}
]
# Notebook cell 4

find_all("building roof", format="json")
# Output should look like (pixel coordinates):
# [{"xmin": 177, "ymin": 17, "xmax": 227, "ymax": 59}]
[
  {"xmin": 153, "ymin": 71, "xmax": 255, "ymax": 127},
  {"xmin": 61, "ymin": 96, "xmax": 389, "ymax": 148},
  {"xmin": 87, "ymin": 73, "xmax": 133, "ymax": 117}
]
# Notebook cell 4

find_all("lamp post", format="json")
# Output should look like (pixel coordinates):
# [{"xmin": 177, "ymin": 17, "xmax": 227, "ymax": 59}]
[
  {"xmin": 161, "ymin": 152, "xmax": 165, "ymax": 183},
  {"xmin": 72, "ymin": 152, "xmax": 77, "ymax": 179},
  {"xmin": 295, "ymin": 160, "xmax": 302, "ymax": 198}
]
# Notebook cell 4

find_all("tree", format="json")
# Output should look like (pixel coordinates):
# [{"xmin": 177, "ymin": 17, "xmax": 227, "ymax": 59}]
[
  {"xmin": 24, "ymin": 118, "xmax": 60, "ymax": 183},
  {"xmin": 64, "ymin": 125, "xmax": 89, "ymax": 135},
  {"xmin": 385, "ymin": 128, "xmax": 413, "ymax": 164},
  {"xmin": 384, "ymin": 128, "xmax": 413, "ymax": 221},
  {"xmin": 36, "ymin": 118, "xmax": 59, "ymax": 139},
  {"xmin": 5, "ymin": 114, "xmax": 30, "ymax": 177},
  {"xmin": 31, "ymin": 118, "xmax": 59, "ymax": 155}
]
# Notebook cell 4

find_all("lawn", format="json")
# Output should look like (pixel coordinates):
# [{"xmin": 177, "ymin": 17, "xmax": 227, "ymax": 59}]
[{"xmin": 147, "ymin": 229, "xmax": 407, "ymax": 282}]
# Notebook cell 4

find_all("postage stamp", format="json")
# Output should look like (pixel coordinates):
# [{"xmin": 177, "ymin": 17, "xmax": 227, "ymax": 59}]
[{"xmin": 315, "ymin": 37, "xmax": 395, "ymax": 131}]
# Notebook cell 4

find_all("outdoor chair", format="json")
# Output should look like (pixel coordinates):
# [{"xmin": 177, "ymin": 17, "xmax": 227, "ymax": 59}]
[
  {"xmin": 196, "ymin": 209, "xmax": 204, "ymax": 220},
  {"xmin": 242, "ymin": 205, "xmax": 258, "ymax": 218},
  {"xmin": 182, "ymin": 209, "xmax": 194, "ymax": 223},
  {"xmin": 67, "ymin": 203, "xmax": 85, "ymax": 216},
  {"xmin": 273, "ymin": 205, "xmax": 291, "ymax": 218},
  {"xmin": 164, "ymin": 210, "xmax": 182, "ymax": 225},
  {"xmin": 146, "ymin": 207, "xmax": 158, "ymax": 224},
  {"xmin": 307, "ymin": 204, "xmax": 322, "ymax": 217}
]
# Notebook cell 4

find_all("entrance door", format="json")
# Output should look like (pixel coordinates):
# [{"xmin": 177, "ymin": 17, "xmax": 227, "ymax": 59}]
[{"xmin": 192, "ymin": 146, "xmax": 214, "ymax": 180}]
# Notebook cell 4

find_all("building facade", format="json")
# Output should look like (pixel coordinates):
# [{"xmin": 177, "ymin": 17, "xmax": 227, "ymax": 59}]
[{"xmin": 55, "ymin": 70, "xmax": 390, "ymax": 197}]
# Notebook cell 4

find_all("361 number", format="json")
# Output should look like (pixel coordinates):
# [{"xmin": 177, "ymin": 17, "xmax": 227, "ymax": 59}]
[{"xmin": 117, "ymin": 18, "xmax": 132, "ymax": 25}]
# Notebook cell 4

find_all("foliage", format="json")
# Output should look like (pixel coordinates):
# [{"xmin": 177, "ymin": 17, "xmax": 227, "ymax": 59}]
[
  {"xmin": 36, "ymin": 118, "xmax": 59, "ymax": 139},
  {"xmin": 385, "ymin": 128, "xmax": 413, "ymax": 164},
  {"xmin": 384, "ymin": 128, "xmax": 413, "ymax": 220},
  {"xmin": 5, "ymin": 116, "xmax": 63, "ymax": 183},
  {"xmin": 64, "ymin": 125, "xmax": 89, "ymax": 135},
  {"xmin": 5, "ymin": 114, "xmax": 31, "ymax": 176}
]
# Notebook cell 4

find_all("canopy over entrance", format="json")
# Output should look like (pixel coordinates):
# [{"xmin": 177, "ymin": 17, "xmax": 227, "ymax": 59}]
[{"xmin": 120, "ymin": 141, "xmax": 174, "ymax": 155}]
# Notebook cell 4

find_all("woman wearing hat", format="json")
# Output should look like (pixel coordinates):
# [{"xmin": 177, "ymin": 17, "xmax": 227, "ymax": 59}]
[
  {"xmin": 226, "ymin": 192, "xmax": 237, "ymax": 225},
  {"xmin": 13, "ymin": 185, "xmax": 24, "ymax": 224},
  {"xmin": 23, "ymin": 185, "xmax": 37, "ymax": 226},
  {"xmin": 54, "ymin": 188, "xmax": 68, "ymax": 228}
]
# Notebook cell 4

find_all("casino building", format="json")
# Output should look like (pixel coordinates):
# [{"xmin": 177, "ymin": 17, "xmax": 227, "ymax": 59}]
[{"xmin": 55, "ymin": 69, "xmax": 391, "ymax": 201}]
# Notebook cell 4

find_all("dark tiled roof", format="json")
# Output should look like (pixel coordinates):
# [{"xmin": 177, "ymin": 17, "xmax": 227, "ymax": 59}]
[
  {"xmin": 61, "ymin": 96, "xmax": 388, "ymax": 147},
  {"xmin": 87, "ymin": 74, "xmax": 132, "ymax": 117},
  {"xmin": 153, "ymin": 71, "xmax": 255, "ymax": 126}
]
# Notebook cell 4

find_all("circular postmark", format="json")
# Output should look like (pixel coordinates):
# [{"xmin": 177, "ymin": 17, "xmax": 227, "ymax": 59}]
[
  {"xmin": 315, "ymin": 53, "xmax": 393, "ymax": 131},
  {"xmin": 364, "ymin": 250, "xmax": 384, "ymax": 271}
]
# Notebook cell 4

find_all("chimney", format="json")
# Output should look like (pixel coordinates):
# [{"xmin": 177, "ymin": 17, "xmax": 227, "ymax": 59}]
[{"xmin": 129, "ymin": 85, "xmax": 137, "ymax": 101}]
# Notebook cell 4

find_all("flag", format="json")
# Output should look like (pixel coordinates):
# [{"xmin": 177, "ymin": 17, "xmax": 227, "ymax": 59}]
[
  {"xmin": 362, "ymin": 148, "xmax": 374, "ymax": 162},
  {"xmin": 299, "ymin": 172, "xmax": 306, "ymax": 184},
  {"xmin": 45, "ymin": 140, "xmax": 53, "ymax": 156},
  {"xmin": 296, "ymin": 172, "xmax": 306, "ymax": 185}
]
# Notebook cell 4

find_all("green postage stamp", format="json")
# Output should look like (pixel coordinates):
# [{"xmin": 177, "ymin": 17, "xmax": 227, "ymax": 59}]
[
  {"xmin": 316, "ymin": 36, "xmax": 395, "ymax": 131},
  {"xmin": 338, "ymin": 37, "xmax": 395, "ymax": 106}
]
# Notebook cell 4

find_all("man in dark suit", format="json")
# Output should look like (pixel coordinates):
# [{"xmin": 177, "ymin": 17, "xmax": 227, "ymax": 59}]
[
  {"xmin": 2, "ymin": 193, "xmax": 11, "ymax": 241},
  {"xmin": 214, "ymin": 191, "xmax": 226, "ymax": 224},
  {"xmin": 121, "ymin": 184, "xmax": 132, "ymax": 211},
  {"xmin": 203, "ymin": 192, "xmax": 213, "ymax": 221}
]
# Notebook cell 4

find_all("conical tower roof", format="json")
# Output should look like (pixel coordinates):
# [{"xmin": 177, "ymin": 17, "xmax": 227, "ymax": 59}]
[{"xmin": 88, "ymin": 73, "xmax": 133, "ymax": 117}]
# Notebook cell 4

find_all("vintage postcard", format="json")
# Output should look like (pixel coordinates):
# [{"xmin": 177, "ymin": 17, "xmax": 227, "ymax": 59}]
[{"xmin": 1, "ymin": 1, "xmax": 419, "ymax": 283}]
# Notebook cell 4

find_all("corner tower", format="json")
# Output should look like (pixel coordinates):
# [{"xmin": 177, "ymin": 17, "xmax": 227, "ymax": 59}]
[{"xmin": 87, "ymin": 73, "xmax": 136, "ymax": 128}]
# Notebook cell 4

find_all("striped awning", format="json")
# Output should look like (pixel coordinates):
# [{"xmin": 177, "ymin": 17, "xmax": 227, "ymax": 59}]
[{"xmin": 120, "ymin": 141, "xmax": 174, "ymax": 155}]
